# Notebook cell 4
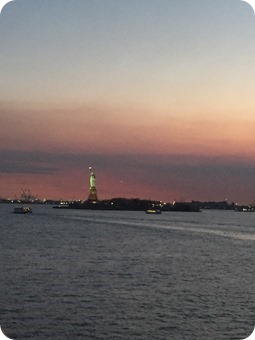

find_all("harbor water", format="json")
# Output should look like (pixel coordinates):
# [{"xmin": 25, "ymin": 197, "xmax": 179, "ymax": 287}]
[{"xmin": 0, "ymin": 204, "xmax": 254, "ymax": 339}]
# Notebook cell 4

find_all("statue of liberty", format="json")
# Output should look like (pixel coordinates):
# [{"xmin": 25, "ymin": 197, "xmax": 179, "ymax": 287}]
[
  {"xmin": 89, "ymin": 166, "xmax": 96, "ymax": 188},
  {"xmin": 88, "ymin": 166, "xmax": 98, "ymax": 201}
]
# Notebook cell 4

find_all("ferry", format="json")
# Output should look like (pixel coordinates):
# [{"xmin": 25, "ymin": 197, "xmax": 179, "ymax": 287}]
[
  {"xmin": 13, "ymin": 207, "xmax": 32, "ymax": 214},
  {"xmin": 146, "ymin": 209, "xmax": 162, "ymax": 214}
]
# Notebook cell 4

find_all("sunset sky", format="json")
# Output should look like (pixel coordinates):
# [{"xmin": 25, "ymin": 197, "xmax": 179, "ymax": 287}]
[{"xmin": 1, "ymin": 0, "xmax": 255, "ymax": 203}]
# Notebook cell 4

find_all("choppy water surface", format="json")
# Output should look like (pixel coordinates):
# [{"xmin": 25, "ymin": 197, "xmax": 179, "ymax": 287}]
[{"xmin": 0, "ymin": 204, "xmax": 254, "ymax": 339}]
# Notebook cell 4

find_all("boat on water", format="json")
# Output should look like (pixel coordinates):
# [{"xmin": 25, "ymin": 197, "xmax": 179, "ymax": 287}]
[
  {"xmin": 13, "ymin": 207, "xmax": 32, "ymax": 214},
  {"xmin": 146, "ymin": 209, "xmax": 162, "ymax": 214},
  {"xmin": 52, "ymin": 204, "xmax": 70, "ymax": 209}
]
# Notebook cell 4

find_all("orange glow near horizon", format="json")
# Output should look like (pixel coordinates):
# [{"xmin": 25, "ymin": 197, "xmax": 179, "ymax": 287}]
[{"xmin": 2, "ymin": 103, "xmax": 255, "ymax": 159}]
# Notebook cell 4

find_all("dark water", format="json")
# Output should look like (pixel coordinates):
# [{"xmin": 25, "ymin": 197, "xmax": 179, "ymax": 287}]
[{"xmin": 1, "ymin": 204, "xmax": 254, "ymax": 339}]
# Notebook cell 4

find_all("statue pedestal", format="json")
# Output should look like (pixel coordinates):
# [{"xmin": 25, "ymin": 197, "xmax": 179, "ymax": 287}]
[{"xmin": 88, "ymin": 187, "xmax": 98, "ymax": 202}]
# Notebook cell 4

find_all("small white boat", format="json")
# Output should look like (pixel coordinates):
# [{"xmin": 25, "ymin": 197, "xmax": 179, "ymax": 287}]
[{"xmin": 13, "ymin": 207, "xmax": 32, "ymax": 214}]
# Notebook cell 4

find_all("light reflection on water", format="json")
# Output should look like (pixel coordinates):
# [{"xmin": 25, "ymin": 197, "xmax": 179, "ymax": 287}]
[{"xmin": 0, "ymin": 204, "xmax": 254, "ymax": 339}]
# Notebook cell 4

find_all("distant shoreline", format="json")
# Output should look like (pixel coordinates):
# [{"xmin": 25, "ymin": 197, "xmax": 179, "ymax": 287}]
[{"xmin": 1, "ymin": 197, "xmax": 252, "ymax": 212}]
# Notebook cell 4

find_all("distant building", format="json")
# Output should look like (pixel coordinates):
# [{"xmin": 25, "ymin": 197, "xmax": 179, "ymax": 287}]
[{"xmin": 87, "ymin": 167, "xmax": 98, "ymax": 202}]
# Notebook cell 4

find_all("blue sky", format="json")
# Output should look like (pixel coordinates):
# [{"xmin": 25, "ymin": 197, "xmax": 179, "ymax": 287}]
[{"xmin": 1, "ymin": 0, "xmax": 255, "ymax": 106}]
